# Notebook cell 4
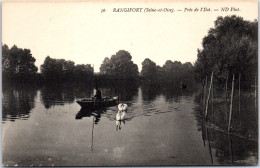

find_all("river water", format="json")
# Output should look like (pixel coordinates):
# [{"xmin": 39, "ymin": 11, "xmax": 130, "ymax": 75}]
[{"xmin": 2, "ymin": 83, "xmax": 258, "ymax": 166}]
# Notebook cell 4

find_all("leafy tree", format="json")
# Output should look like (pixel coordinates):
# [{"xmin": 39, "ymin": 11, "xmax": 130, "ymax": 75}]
[
  {"xmin": 194, "ymin": 15, "xmax": 257, "ymax": 86},
  {"xmin": 140, "ymin": 58, "xmax": 194, "ymax": 85},
  {"xmin": 2, "ymin": 44, "xmax": 38, "ymax": 82},
  {"xmin": 74, "ymin": 64, "xmax": 94, "ymax": 81},
  {"xmin": 181, "ymin": 62, "xmax": 195, "ymax": 84},
  {"xmin": 100, "ymin": 50, "xmax": 139, "ymax": 80},
  {"xmin": 40, "ymin": 56, "xmax": 93, "ymax": 83},
  {"xmin": 162, "ymin": 60, "xmax": 183, "ymax": 82},
  {"xmin": 141, "ymin": 58, "xmax": 157, "ymax": 81},
  {"xmin": 100, "ymin": 57, "xmax": 113, "ymax": 76},
  {"xmin": 62, "ymin": 60, "xmax": 75, "ymax": 81},
  {"xmin": 40, "ymin": 56, "xmax": 63, "ymax": 82}
]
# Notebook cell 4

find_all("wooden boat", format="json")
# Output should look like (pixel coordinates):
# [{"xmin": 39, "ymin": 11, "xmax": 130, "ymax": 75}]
[{"xmin": 76, "ymin": 96, "xmax": 118, "ymax": 109}]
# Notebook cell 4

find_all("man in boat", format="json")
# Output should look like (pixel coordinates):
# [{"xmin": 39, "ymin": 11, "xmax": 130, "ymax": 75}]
[
  {"xmin": 180, "ymin": 82, "xmax": 187, "ymax": 89},
  {"xmin": 94, "ymin": 87, "xmax": 102, "ymax": 101}
]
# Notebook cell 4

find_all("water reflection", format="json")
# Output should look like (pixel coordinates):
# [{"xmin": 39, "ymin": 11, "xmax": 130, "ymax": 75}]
[
  {"xmin": 75, "ymin": 108, "xmax": 105, "ymax": 124},
  {"xmin": 194, "ymin": 88, "xmax": 258, "ymax": 165},
  {"xmin": 116, "ymin": 120, "xmax": 126, "ymax": 131},
  {"xmin": 116, "ymin": 81, "xmax": 139, "ymax": 102},
  {"xmin": 209, "ymin": 128, "xmax": 257, "ymax": 165},
  {"xmin": 2, "ymin": 84, "xmax": 37, "ymax": 122},
  {"xmin": 140, "ymin": 83, "xmax": 161, "ymax": 101},
  {"xmin": 140, "ymin": 82, "xmax": 195, "ymax": 103},
  {"xmin": 40, "ymin": 83, "xmax": 88, "ymax": 109},
  {"xmin": 197, "ymin": 114, "xmax": 258, "ymax": 165},
  {"xmin": 2, "ymin": 82, "xmax": 257, "ymax": 166}
]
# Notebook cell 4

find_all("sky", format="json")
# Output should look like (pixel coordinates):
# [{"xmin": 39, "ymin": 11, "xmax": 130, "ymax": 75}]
[{"xmin": 2, "ymin": 0, "xmax": 258, "ymax": 72}]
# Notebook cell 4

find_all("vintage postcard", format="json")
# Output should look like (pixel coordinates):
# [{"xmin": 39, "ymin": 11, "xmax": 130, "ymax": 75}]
[{"xmin": 2, "ymin": 0, "xmax": 258, "ymax": 166}]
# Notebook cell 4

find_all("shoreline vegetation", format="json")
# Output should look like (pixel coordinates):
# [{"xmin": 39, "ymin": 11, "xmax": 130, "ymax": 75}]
[
  {"xmin": 2, "ymin": 15, "xmax": 258, "ymax": 120},
  {"xmin": 2, "ymin": 46, "xmax": 195, "ymax": 87},
  {"xmin": 2, "ymin": 15, "xmax": 258, "ymax": 141},
  {"xmin": 2, "ymin": 15, "xmax": 257, "ymax": 90}
]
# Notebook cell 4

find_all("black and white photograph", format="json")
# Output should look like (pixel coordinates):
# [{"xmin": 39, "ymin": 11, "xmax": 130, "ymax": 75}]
[{"xmin": 2, "ymin": 0, "xmax": 258, "ymax": 166}]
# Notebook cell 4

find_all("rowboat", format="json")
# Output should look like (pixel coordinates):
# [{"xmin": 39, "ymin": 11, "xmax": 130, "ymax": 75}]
[{"xmin": 76, "ymin": 96, "xmax": 118, "ymax": 109}]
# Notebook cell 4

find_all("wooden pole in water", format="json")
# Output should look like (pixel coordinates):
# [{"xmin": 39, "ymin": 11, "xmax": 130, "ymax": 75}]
[
  {"xmin": 202, "ymin": 122, "xmax": 206, "ymax": 146},
  {"xmin": 239, "ymin": 73, "xmax": 241, "ymax": 96},
  {"xmin": 94, "ymin": 88, "xmax": 96, "ymax": 108},
  {"xmin": 225, "ymin": 75, "xmax": 229, "ymax": 122},
  {"xmin": 91, "ymin": 116, "xmax": 94, "ymax": 151},
  {"xmin": 212, "ymin": 76, "xmax": 214, "ymax": 101},
  {"xmin": 117, "ymin": 80, "xmax": 120, "ymax": 104},
  {"xmin": 228, "ymin": 134, "xmax": 233, "ymax": 164},
  {"xmin": 255, "ymin": 75, "xmax": 257, "ymax": 111},
  {"xmin": 228, "ymin": 74, "xmax": 235, "ymax": 133},
  {"xmin": 238, "ymin": 73, "xmax": 241, "ymax": 115},
  {"xmin": 225, "ymin": 75, "xmax": 229, "ymax": 102},
  {"xmin": 201, "ymin": 79, "xmax": 205, "ymax": 102},
  {"xmin": 211, "ymin": 73, "xmax": 214, "ymax": 116},
  {"xmin": 204, "ymin": 76, "xmax": 208, "ymax": 106},
  {"xmin": 205, "ymin": 71, "xmax": 214, "ymax": 118},
  {"xmin": 206, "ymin": 128, "xmax": 214, "ymax": 164}
]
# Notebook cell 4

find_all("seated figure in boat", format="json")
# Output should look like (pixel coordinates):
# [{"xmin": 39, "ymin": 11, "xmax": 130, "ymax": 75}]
[
  {"xmin": 180, "ymin": 82, "xmax": 187, "ymax": 89},
  {"xmin": 93, "ymin": 87, "xmax": 102, "ymax": 101}
]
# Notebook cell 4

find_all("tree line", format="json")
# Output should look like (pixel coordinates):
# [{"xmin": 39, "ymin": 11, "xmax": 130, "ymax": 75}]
[
  {"xmin": 194, "ymin": 15, "xmax": 257, "ymax": 89},
  {"xmin": 2, "ymin": 45, "xmax": 94, "ymax": 83},
  {"xmin": 3, "ymin": 15, "xmax": 256, "ymax": 89},
  {"xmin": 2, "ymin": 46, "xmax": 194, "ymax": 85},
  {"xmin": 140, "ymin": 58, "xmax": 194, "ymax": 84},
  {"xmin": 2, "ymin": 44, "xmax": 38, "ymax": 82},
  {"xmin": 40, "ymin": 56, "xmax": 93, "ymax": 83}
]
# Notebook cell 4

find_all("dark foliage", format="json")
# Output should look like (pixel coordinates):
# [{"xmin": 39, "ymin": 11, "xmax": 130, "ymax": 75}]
[
  {"xmin": 100, "ymin": 50, "xmax": 139, "ymax": 80},
  {"xmin": 40, "ymin": 56, "xmax": 94, "ymax": 83},
  {"xmin": 2, "ymin": 44, "xmax": 38, "ymax": 82},
  {"xmin": 194, "ymin": 15, "xmax": 258, "ymax": 89},
  {"xmin": 140, "ymin": 58, "xmax": 195, "ymax": 86}
]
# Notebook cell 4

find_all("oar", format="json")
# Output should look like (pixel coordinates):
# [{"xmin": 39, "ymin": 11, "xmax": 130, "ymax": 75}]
[
  {"xmin": 91, "ymin": 116, "xmax": 94, "ymax": 151},
  {"xmin": 94, "ymin": 97, "xmax": 96, "ymax": 109}
]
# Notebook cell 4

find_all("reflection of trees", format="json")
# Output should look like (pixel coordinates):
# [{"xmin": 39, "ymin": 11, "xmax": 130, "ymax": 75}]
[
  {"xmin": 40, "ymin": 83, "xmax": 72, "ymax": 109},
  {"xmin": 203, "ymin": 126, "xmax": 257, "ymax": 165},
  {"xmin": 41, "ymin": 84, "xmax": 72, "ymax": 108},
  {"xmin": 194, "ymin": 87, "xmax": 257, "ymax": 140},
  {"xmin": 40, "ymin": 83, "xmax": 94, "ymax": 109},
  {"xmin": 2, "ymin": 84, "xmax": 37, "ymax": 121},
  {"xmin": 141, "ymin": 83, "xmax": 195, "ymax": 102},
  {"xmin": 195, "ymin": 104, "xmax": 258, "ymax": 165},
  {"xmin": 160, "ymin": 84, "xmax": 182, "ymax": 102},
  {"xmin": 40, "ymin": 81, "xmax": 138, "ymax": 109},
  {"xmin": 69, "ymin": 82, "xmax": 93, "ymax": 99},
  {"xmin": 141, "ymin": 83, "xmax": 160, "ymax": 101},
  {"xmin": 97, "ymin": 80, "xmax": 139, "ymax": 102},
  {"xmin": 117, "ymin": 81, "xmax": 139, "ymax": 102}
]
